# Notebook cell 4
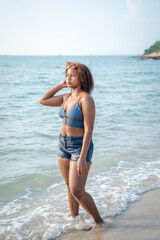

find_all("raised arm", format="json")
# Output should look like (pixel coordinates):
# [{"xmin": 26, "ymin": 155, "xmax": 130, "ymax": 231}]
[{"xmin": 38, "ymin": 80, "xmax": 67, "ymax": 107}]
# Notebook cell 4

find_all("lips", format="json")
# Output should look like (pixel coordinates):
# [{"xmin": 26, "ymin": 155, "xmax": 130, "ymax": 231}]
[{"xmin": 66, "ymin": 82, "xmax": 71, "ymax": 85}]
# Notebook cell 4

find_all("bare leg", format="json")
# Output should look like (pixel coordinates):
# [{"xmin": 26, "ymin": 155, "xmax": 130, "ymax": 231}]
[
  {"xmin": 69, "ymin": 161, "xmax": 103, "ymax": 225},
  {"xmin": 58, "ymin": 157, "xmax": 79, "ymax": 216},
  {"xmin": 67, "ymin": 188, "xmax": 79, "ymax": 217}
]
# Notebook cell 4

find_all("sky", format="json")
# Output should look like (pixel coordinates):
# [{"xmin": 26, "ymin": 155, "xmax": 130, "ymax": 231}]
[{"xmin": 0, "ymin": 0, "xmax": 160, "ymax": 55}]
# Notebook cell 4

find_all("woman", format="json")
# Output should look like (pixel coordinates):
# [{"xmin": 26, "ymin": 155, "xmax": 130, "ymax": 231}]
[{"xmin": 39, "ymin": 62, "xmax": 104, "ymax": 230}]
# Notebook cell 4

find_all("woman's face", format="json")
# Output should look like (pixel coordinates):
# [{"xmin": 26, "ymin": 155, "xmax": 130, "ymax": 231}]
[{"xmin": 66, "ymin": 68, "xmax": 81, "ymax": 88}]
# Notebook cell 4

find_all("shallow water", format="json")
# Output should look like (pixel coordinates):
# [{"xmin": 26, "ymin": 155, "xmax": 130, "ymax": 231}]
[{"xmin": 0, "ymin": 55, "xmax": 160, "ymax": 239}]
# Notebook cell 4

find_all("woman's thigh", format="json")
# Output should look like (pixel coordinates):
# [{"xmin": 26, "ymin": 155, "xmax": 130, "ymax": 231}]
[
  {"xmin": 69, "ymin": 161, "xmax": 91, "ymax": 192},
  {"xmin": 58, "ymin": 157, "xmax": 70, "ymax": 185}
]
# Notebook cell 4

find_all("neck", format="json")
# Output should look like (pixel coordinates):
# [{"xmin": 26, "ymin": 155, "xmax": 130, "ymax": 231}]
[{"xmin": 71, "ymin": 88, "xmax": 82, "ymax": 96}]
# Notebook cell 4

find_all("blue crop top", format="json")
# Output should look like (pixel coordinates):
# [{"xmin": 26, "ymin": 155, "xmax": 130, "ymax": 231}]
[{"xmin": 59, "ymin": 94, "xmax": 84, "ymax": 129}]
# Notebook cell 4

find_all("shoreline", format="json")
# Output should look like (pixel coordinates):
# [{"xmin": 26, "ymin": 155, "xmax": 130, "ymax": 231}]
[
  {"xmin": 133, "ymin": 50, "xmax": 160, "ymax": 60},
  {"xmin": 59, "ymin": 188, "xmax": 160, "ymax": 240}
]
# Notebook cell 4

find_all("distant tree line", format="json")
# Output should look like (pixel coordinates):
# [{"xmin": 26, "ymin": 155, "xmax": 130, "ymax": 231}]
[{"xmin": 144, "ymin": 41, "xmax": 160, "ymax": 54}]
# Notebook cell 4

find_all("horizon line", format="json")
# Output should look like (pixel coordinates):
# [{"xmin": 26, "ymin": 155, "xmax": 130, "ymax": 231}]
[{"xmin": 0, "ymin": 53, "xmax": 138, "ymax": 57}]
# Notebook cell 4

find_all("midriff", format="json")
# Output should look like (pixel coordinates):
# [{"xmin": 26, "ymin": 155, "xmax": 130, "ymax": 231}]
[{"xmin": 60, "ymin": 125, "xmax": 84, "ymax": 137}]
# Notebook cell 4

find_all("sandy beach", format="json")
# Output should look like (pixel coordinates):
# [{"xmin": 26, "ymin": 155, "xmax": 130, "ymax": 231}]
[{"xmin": 59, "ymin": 188, "xmax": 160, "ymax": 240}]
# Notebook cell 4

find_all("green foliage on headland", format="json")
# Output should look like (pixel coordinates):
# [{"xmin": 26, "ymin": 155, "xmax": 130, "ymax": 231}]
[{"xmin": 144, "ymin": 41, "xmax": 160, "ymax": 54}]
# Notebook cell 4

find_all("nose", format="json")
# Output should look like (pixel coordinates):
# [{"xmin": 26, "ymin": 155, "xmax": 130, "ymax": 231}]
[{"xmin": 67, "ymin": 75, "xmax": 71, "ymax": 80}]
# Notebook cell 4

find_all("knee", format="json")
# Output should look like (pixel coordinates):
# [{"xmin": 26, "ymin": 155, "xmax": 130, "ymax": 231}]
[
  {"xmin": 66, "ymin": 182, "xmax": 69, "ymax": 189},
  {"xmin": 63, "ymin": 179, "xmax": 69, "ymax": 189},
  {"xmin": 69, "ymin": 185, "xmax": 83, "ymax": 200}
]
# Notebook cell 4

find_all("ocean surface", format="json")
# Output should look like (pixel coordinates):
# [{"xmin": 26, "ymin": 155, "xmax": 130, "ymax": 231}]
[{"xmin": 0, "ymin": 55, "xmax": 160, "ymax": 240}]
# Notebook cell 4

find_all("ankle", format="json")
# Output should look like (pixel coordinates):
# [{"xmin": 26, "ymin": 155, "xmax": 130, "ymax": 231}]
[
  {"xmin": 71, "ymin": 213, "xmax": 79, "ymax": 217},
  {"xmin": 95, "ymin": 218, "xmax": 104, "ymax": 224}
]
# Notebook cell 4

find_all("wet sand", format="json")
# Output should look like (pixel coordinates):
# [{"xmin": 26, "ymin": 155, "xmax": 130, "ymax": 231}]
[{"xmin": 59, "ymin": 188, "xmax": 160, "ymax": 240}]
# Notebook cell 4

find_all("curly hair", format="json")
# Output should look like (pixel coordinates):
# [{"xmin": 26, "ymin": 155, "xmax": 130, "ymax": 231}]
[{"xmin": 65, "ymin": 62, "xmax": 94, "ymax": 94}]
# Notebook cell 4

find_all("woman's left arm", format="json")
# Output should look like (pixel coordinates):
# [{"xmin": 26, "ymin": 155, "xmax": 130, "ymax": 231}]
[{"xmin": 76, "ymin": 94, "xmax": 95, "ymax": 176}]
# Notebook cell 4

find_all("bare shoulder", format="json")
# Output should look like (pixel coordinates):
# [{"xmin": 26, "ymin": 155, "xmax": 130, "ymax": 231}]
[
  {"xmin": 81, "ymin": 92, "xmax": 95, "ymax": 111},
  {"xmin": 81, "ymin": 92, "xmax": 95, "ymax": 107},
  {"xmin": 63, "ymin": 93, "xmax": 71, "ymax": 102}
]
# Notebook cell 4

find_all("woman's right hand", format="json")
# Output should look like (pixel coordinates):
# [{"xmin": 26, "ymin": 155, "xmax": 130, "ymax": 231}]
[
  {"xmin": 60, "ymin": 80, "xmax": 68, "ymax": 88},
  {"xmin": 39, "ymin": 80, "xmax": 68, "ymax": 106}
]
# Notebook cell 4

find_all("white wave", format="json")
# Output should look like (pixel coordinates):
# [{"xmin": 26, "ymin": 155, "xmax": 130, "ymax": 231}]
[{"xmin": 0, "ymin": 159, "xmax": 160, "ymax": 240}]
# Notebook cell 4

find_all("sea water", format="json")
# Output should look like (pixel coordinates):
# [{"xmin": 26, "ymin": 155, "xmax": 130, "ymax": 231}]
[{"xmin": 0, "ymin": 55, "xmax": 160, "ymax": 240}]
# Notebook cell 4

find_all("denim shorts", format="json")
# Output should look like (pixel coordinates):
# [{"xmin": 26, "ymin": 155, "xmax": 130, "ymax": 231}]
[{"xmin": 57, "ymin": 133, "xmax": 93, "ymax": 164}]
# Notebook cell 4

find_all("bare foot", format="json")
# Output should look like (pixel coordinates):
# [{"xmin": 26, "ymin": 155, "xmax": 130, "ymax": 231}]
[{"xmin": 91, "ymin": 220, "xmax": 112, "ymax": 231}]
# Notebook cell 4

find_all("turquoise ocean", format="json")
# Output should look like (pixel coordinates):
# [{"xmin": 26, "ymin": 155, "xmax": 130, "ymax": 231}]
[{"xmin": 0, "ymin": 55, "xmax": 160, "ymax": 240}]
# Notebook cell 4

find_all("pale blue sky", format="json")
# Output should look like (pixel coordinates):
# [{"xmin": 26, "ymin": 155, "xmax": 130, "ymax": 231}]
[{"xmin": 0, "ymin": 0, "xmax": 160, "ymax": 55}]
